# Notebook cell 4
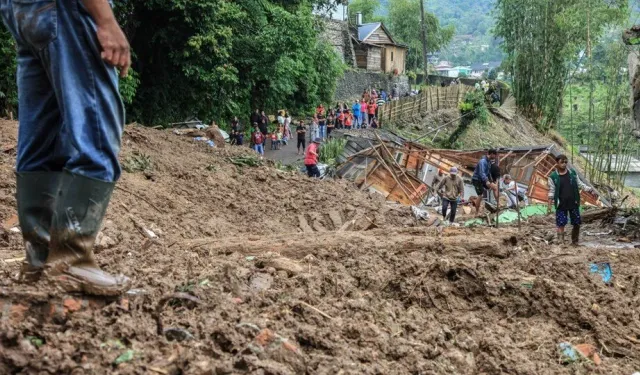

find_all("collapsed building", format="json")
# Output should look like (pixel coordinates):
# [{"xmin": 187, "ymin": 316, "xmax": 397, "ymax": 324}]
[{"xmin": 334, "ymin": 129, "xmax": 606, "ymax": 210}]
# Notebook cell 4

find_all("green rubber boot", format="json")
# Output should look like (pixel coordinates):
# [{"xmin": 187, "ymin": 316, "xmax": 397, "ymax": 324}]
[
  {"xmin": 16, "ymin": 172, "xmax": 63, "ymax": 281},
  {"xmin": 47, "ymin": 171, "xmax": 130, "ymax": 296}
]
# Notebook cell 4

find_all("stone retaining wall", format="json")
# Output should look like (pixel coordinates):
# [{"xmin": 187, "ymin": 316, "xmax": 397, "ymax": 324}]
[{"xmin": 334, "ymin": 71, "xmax": 409, "ymax": 101}]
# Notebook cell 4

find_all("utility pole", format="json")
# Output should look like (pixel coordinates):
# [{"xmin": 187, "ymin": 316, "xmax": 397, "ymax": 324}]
[{"xmin": 419, "ymin": 0, "xmax": 429, "ymax": 73}]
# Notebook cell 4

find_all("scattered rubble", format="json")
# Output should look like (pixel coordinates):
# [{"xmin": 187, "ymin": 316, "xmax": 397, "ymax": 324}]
[{"xmin": 0, "ymin": 120, "xmax": 639, "ymax": 373}]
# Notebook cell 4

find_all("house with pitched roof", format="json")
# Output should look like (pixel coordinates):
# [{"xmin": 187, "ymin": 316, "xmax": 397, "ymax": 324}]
[{"xmin": 353, "ymin": 21, "xmax": 408, "ymax": 74}]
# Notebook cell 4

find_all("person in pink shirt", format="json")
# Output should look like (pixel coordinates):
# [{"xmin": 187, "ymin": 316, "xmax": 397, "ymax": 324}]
[
  {"xmin": 304, "ymin": 138, "xmax": 322, "ymax": 178},
  {"xmin": 360, "ymin": 99, "xmax": 368, "ymax": 129}
]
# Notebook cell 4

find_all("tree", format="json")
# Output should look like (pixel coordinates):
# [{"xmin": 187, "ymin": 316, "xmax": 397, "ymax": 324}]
[
  {"xmin": 494, "ymin": 0, "xmax": 627, "ymax": 130},
  {"xmin": 386, "ymin": 0, "xmax": 455, "ymax": 71},
  {"xmin": 118, "ymin": 0, "xmax": 343, "ymax": 125},
  {"xmin": 348, "ymin": 0, "xmax": 379, "ymax": 23},
  {"xmin": 487, "ymin": 68, "xmax": 497, "ymax": 80}
]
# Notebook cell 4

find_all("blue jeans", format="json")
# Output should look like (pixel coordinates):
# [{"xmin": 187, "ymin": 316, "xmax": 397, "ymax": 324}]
[
  {"xmin": 254, "ymin": 144, "xmax": 264, "ymax": 155},
  {"xmin": 0, "ymin": 0, "xmax": 124, "ymax": 182},
  {"xmin": 361, "ymin": 112, "xmax": 368, "ymax": 128},
  {"xmin": 442, "ymin": 199, "xmax": 458, "ymax": 223},
  {"xmin": 354, "ymin": 115, "xmax": 360, "ymax": 128}
]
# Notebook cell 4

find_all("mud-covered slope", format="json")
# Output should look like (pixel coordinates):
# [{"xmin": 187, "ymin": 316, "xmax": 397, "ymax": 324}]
[{"xmin": 0, "ymin": 121, "xmax": 639, "ymax": 374}]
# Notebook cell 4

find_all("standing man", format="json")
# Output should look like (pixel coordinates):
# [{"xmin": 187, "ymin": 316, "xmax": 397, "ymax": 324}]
[
  {"xmin": 304, "ymin": 138, "xmax": 322, "ymax": 178},
  {"xmin": 1, "ymin": 0, "xmax": 131, "ymax": 294},
  {"xmin": 360, "ymin": 99, "xmax": 368, "ymax": 129},
  {"xmin": 391, "ymin": 84, "xmax": 399, "ymax": 101},
  {"xmin": 352, "ymin": 100, "xmax": 361, "ymax": 129},
  {"xmin": 296, "ymin": 120, "xmax": 307, "ymax": 155},
  {"xmin": 250, "ymin": 109, "xmax": 261, "ymax": 128},
  {"xmin": 471, "ymin": 149, "xmax": 499, "ymax": 215},
  {"xmin": 548, "ymin": 154, "xmax": 597, "ymax": 245},
  {"xmin": 435, "ymin": 167, "xmax": 465, "ymax": 224}
]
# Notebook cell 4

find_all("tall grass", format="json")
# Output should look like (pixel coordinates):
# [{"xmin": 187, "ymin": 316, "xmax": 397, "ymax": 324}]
[{"xmin": 319, "ymin": 138, "xmax": 347, "ymax": 166}]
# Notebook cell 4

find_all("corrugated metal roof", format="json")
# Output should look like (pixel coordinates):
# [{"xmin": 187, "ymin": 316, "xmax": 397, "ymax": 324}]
[{"xmin": 358, "ymin": 23, "xmax": 381, "ymax": 41}]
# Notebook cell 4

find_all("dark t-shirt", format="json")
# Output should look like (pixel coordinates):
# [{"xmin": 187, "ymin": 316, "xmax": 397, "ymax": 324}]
[
  {"xmin": 259, "ymin": 122, "xmax": 268, "ymax": 135},
  {"xmin": 557, "ymin": 172, "xmax": 577, "ymax": 210},
  {"xmin": 297, "ymin": 125, "xmax": 306, "ymax": 140}
]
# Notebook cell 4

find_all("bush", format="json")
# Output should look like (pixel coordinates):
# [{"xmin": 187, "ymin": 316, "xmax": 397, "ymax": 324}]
[{"xmin": 319, "ymin": 138, "xmax": 347, "ymax": 166}]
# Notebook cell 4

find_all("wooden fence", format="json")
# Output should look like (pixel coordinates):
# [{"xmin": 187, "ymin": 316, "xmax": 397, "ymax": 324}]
[{"xmin": 378, "ymin": 85, "xmax": 473, "ymax": 125}]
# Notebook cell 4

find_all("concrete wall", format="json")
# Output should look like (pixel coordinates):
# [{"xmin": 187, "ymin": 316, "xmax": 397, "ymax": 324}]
[{"xmin": 334, "ymin": 71, "xmax": 410, "ymax": 101}]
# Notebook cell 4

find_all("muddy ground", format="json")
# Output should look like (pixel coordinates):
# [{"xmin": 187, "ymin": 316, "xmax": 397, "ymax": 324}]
[{"xmin": 1, "ymin": 120, "xmax": 639, "ymax": 374}]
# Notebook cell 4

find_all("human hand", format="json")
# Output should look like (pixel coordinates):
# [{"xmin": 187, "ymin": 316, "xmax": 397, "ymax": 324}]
[{"xmin": 96, "ymin": 19, "xmax": 131, "ymax": 77}]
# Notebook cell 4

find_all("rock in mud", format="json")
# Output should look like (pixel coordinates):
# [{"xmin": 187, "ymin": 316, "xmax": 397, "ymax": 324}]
[{"xmin": 249, "ymin": 273, "xmax": 274, "ymax": 292}]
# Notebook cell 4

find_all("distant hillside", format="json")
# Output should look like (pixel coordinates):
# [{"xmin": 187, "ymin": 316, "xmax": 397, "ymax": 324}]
[{"xmin": 376, "ymin": 0, "xmax": 504, "ymax": 65}]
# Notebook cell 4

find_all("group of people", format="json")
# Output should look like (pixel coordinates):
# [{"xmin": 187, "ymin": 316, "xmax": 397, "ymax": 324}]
[{"xmin": 433, "ymin": 149, "xmax": 598, "ymax": 246}]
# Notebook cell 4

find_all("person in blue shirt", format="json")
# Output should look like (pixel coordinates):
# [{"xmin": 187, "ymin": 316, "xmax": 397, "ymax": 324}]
[
  {"xmin": 471, "ymin": 149, "xmax": 499, "ymax": 215},
  {"xmin": 381, "ymin": 89, "xmax": 388, "ymax": 102},
  {"xmin": 352, "ymin": 100, "xmax": 361, "ymax": 129}
]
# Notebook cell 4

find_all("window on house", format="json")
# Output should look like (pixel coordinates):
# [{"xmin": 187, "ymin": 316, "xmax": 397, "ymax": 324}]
[
  {"xmin": 391, "ymin": 51, "xmax": 394, "ymax": 61},
  {"xmin": 394, "ymin": 152, "xmax": 404, "ymax": 164}
]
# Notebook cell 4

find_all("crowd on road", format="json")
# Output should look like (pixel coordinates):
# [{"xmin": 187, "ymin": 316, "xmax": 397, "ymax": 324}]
[{"xmin": 224, "ymin": 86, "xmax": 401, "ymax": 177}]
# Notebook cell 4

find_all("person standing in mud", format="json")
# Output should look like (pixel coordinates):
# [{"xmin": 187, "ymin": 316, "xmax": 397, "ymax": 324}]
[
  {"xmin": 1, "ymin": 0, "xmax": 132, "ymax": 294},
  {"xmin": 435, "ymin": 167, "xmax": 464, "ymax": 224},
  {"xmin": 548, "ymin": 154, "xmax": 597, "ymax": 245},
  {"xmin": 471, "ymin": 149, "xmax": 499, "ymax": 215}
]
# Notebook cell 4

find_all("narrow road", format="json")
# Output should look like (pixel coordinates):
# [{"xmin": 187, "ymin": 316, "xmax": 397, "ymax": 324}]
[{"xmin": 264, "ymin": 137, "xmax": 305, "ymax": 165}]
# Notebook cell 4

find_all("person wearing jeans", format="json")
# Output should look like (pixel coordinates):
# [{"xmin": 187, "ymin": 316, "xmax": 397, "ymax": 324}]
[
  {"xmin": 0, "ymin": 0, "xmax": 131, "ymax": 295},
  {"xmin": 435, "ymin": 167, "xmax": 465, "ymax": 224}
]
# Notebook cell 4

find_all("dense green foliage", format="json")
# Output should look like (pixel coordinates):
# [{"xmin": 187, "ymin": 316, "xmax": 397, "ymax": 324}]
[
  {"xmin": 557, "ymin": 31, "xmax": 638, "ymax": 187},
  {"xmin": 0, "ymin": 0, "xmax": 344, "ymax": 126},
  {"xmin": 444, "ymin": 90, "xmax": 488, "ymax": 148},
  {"xmin": 351, "ymin": 0, "xmax": 454, "ymax": 71},
  {"xmin": 494, "ymin": 0, "xmax": 627, "ymax": 131},
  {"xmin": 380, "ymin": 0, "xmax": 503, "ymax": 65},
  {"xmin": 386, "ymin": 0, "xmax": 454, "ymax": 71},
  {"xmin": 0, "ymin": 28, "xmax": 16, "ymax": 117}
]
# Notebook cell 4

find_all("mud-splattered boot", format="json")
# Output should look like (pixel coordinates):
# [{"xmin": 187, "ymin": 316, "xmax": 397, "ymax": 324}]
[
  {"xmin": 571, "ymin": 225, "xmax": 581, "ymax": 246},
  {"xmin": 557, "ymin": 232, "xmax": 566, "ymax": 246},
  {"xmin": 46, "ymin": 171, "xmax": 130, "ymax": 296},
  {"xmin": 16, "ymin": 172, "xmax": 63, "ymax": 282}
]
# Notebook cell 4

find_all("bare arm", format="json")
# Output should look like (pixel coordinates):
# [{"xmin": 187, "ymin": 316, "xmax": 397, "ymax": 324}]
[{"xmin": 82, "ymin": 0, "xmax": 131, "ymax": 77}]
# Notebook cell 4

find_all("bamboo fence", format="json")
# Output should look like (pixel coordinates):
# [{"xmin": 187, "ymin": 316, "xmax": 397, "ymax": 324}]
[{"xmin": 378, "ymin": 85, "xmax": 473, "ymax": 126}]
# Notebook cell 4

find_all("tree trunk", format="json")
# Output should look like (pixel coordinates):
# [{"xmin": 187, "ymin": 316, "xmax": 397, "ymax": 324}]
[{"xmin": 419, "ymin": 0, "xmax": 429, "ymax": 72}]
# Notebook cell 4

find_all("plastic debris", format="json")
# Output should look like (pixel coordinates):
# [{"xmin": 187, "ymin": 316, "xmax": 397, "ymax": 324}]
[
  {"xmin": 26, "ymin": 336, "xmax": 44, "ymax": 348},
  {"xmin": 245, "ymin": 256, "xmax": 256, "ymax": 261},
  {"xmin": 101, "ymin": 339, "xmax": 126, "ymax": 351},
  {"xmin": 589, "ymin": 262, "xmax": 612, "ymax": 283},
  {"xmin": 114, "ymin": 349, "xmax": 135, "ymax": 365},
  {"xmin": 574, "ymin": 343, "xmax": 601, "ymax": 365},
  {"xmin": 411, "ymin": 206, "xmax": 430, "ymax": 220},
  {"xmin": 558, "ymin": 342, "xmax": 580, "ymax": 363},
  {"xmin": 164, "ymin": 327, "xmax": 194, "ymax": 342}
]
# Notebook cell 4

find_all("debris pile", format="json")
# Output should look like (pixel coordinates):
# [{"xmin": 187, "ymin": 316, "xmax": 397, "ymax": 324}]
[{"xmin": 0, "ymin": 120, "xmax": 639, "ymax": 373}]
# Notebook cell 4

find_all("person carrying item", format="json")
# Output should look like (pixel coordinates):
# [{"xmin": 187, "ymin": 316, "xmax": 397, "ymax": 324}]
[
  {"xmin": 2, "ymin": 0, "xmax": 133, "ymax": 294},
  {"xmin": 547, "ymin": 154, "xmax": 598, "ymax": 246},
  {"xmin": 304, "ymin": 138, "xmax": 322, "ymax": 178},
  {"xmin": 471, "ymin": 149, "xmax": 499, "ymax": 216},
  {"xmin": 435, "ymin": 167, "xmax": 465, "ymax": 224}
]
